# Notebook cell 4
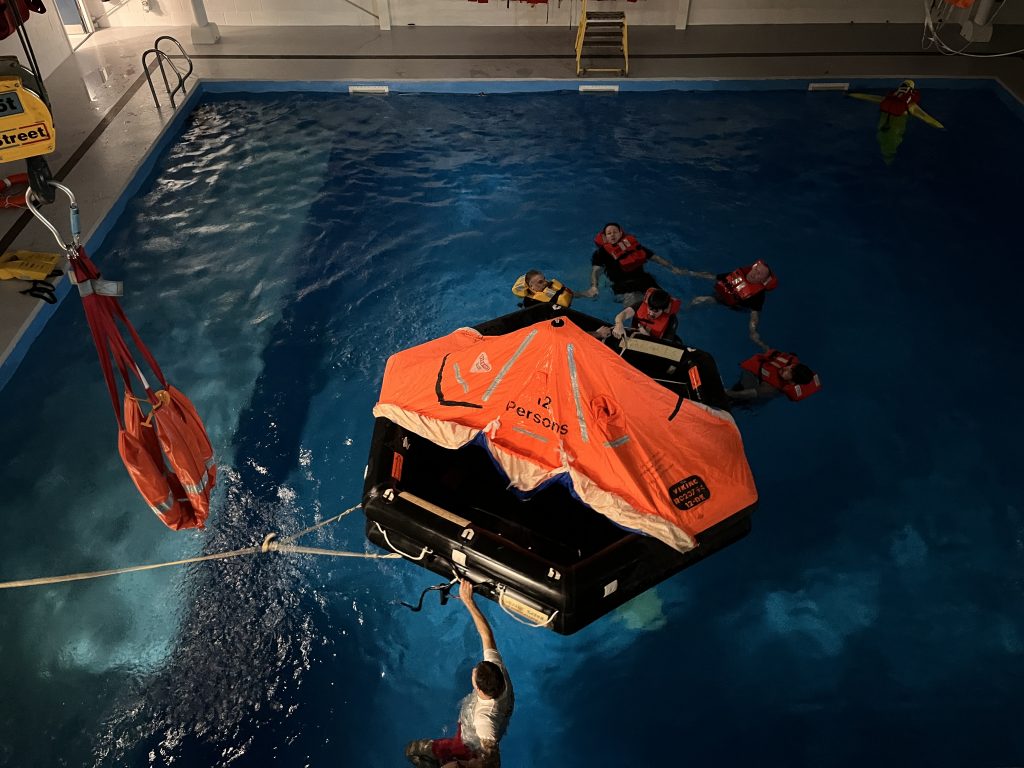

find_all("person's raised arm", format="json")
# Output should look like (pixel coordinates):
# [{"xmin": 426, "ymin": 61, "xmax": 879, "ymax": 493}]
[{"xmin": 459, "ymin": 579, "xmax": 496, "ymax": 653}]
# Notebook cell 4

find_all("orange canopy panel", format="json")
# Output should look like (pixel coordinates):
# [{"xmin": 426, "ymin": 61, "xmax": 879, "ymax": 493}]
[{"xmin": 373, "ymin": 319, "xmax": 758, "ymax": 553}]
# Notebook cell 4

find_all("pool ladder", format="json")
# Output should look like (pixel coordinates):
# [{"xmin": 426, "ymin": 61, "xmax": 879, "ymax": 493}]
[
  {"xmin": 142, "ymin": 36, "xmax": 194, "ymax": 109},
  {"xmin": 575, "ymin": 0, "xmax": 629, "ymax": 77}
]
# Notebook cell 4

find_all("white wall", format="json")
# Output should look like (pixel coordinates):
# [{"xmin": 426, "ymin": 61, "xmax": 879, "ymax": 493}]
[
  {"xmin": 49, "ymin": 0, "xmax": 1024, "ymax": 30},
  {"xmin": 0, "ymin": 10, "xmax": 72, "ymax": 80},
  {"xmin": 86, "ymin": 0, "xmax": 195, "ymax": 30}
]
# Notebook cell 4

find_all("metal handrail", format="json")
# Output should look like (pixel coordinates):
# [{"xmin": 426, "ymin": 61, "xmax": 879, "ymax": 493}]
[{"xmin": 141, "ymin": 36, "xmax": 194, "ymax": 108}]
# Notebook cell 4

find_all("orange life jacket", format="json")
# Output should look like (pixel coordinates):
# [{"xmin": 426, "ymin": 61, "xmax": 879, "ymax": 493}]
[
  {"xmin": 740, "ymin": 350, "xmax": 821, "ymax": 402},
  {"xmin": 633, "ymin": 287, "xmax": 681, "ymax": 339},
  {"xmin": 714, "ymin": 260, "xmax": 778, "ymax": 307},
  {"xmin": 880, "ymin": 84, "xmax": 921, "ymax": 116},
  {"xmin": 594, "ymin": 231, "xmax": 648, "ymax": 273}
]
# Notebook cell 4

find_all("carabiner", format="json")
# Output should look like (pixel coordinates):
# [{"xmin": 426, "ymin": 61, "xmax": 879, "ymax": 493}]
[{"xmin": 23, "ymin": 181, "xmax": 80, "ymax": 257}]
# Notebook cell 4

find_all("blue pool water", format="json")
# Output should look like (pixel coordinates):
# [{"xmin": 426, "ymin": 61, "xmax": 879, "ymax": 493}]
[{"xmin": 1, "ymin": 85, "xmax": 1023, "ymax": 767}]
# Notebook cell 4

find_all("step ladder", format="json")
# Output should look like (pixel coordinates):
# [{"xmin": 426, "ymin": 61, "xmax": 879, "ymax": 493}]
[
  {"xmin": 575, "ymin": 0, "xmax": 628, "ymax": 77},
  {"xmin": 141, "ymin": 36, "xmax": 194, "ymax": 109}
]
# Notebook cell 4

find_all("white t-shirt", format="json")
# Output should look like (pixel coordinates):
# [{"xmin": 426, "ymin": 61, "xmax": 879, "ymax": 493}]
[{"xmin": 458, "ymin": 648, "xmax": 515, "ymax": 752}]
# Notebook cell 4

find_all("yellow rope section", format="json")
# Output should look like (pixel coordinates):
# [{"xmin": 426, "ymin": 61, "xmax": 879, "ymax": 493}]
[{"xmin": 0, "ymin": 503, "xmax": 400, "ymax": 591}]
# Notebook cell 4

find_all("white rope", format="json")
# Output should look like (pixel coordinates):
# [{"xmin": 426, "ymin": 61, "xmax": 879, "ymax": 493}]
[
  {"xmin": 374, "ymin": 521, "xmax": 431, "ymax": 561},
  {"xmin": 497, "ymin": 587, "xmax": 558, "ymax": 628},
  {"xmin": 0, "ymin": 504, "xmax": 393, "ymax": 590},
  {"xmin": 922, "ymin": 0, "xmax": 1024, "ymax": 57}
]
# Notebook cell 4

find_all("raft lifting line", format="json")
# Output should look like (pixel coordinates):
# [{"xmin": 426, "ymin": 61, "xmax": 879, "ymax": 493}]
[{"xmin": 0, "ymin": 504, "xmax": 400, "ymax": 591}]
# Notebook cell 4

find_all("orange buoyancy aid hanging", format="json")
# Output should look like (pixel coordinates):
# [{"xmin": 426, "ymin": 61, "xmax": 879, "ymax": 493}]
[
  {"xmin": 73, "ymin": 244, "xmax": 216, "ymax": 530},
  {"xmin": 25, "ymin": 181, "xmax": 216, "ymax": 530},
  {"xmin": 593, "ymin": 231, "xmax": 648, "ymax": 272}
]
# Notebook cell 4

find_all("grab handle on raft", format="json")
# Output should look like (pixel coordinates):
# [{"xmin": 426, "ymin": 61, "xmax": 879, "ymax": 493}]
[{"xmin": 373, "ymin": 521, "xmax": 431, "ymax": 561}]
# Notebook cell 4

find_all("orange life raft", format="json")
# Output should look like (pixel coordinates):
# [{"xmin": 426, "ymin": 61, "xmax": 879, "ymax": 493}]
[{"xmin": 363, "ymin": 303, "xmax": 758, "ymax": 633}]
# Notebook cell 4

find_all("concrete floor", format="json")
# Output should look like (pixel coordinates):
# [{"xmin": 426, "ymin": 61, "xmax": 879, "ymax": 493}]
[{"xmin": 1, "ymin": 22, "xmax": 1023, "ymax": 385}]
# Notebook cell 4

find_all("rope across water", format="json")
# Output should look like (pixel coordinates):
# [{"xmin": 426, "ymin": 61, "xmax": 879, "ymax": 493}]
[{"xmin": 0, "ymin": 504, "xmax": 399, "ymax": 590}]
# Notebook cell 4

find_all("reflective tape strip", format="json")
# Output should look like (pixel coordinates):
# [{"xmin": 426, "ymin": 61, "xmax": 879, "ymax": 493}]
[
  {"xmin": 567, "ymin": 343, "xmax": 588, "ymax": 443},
  {"xmin": 149, "ymin": 490, "xmax": 175, "ymax": 515},
  {"xmin": 76, "ymin": 278, "xmax": 123, "ymax": 298},
  {"xmin": 483, "ymin": 329, "xmax": 537, "ymax": 402},
  {"xmin": 603, "ymin": 435, "xmax": 629, "ymax": 448},
  {"xmin": 453, "ymin": 362, "xmax": 469, "ymax": 393},
  {"xmin": 183, "ymin": 468, "xmax": 213, "ymax": 496},
  {"xmin": 512, "ymin": 426, "xmax": 549, "ymax": 443}
]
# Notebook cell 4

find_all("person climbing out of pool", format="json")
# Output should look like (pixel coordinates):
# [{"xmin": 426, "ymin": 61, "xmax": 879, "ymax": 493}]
[
  {"xmin": 689, "ymin": 258, "xmax": 777, "ymax": 351},
  {"xmin": 848, "ymin": 80, "xmax": 944, "ymax": 165},
  {"xmin": 597, "ymin": 287, "xmax": 682, "ymax": 344},
  {"xmin": 727, "ymin": 349, "xmax": 821, "ymax": 404},
  {"xmin": 577, "ymin": 222, "xmax": 682, "ymax": 306},
  {"xmin": 511, "ymin": 269, "xmax": 575, "ymax": 308},
  {"xmin": 404, "ymin": 579, "xmax": 514, "ymax": 768}
]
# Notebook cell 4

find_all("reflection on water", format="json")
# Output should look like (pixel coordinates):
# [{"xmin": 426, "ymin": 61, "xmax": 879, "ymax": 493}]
[{"xmin": 0, "ymin": 89, "xmax": 1022, "ymax": 767}]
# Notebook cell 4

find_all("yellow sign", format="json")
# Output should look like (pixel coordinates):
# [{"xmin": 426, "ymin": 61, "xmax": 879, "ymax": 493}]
[{"xmin": 0, "ymin": 76, "xmax": 55, "ymax": 163}]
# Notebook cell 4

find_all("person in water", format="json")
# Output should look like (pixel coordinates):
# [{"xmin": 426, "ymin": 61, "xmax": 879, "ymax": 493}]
[
  {"xmin": 689, "ymin": 259, "xmax": 777, "ymax": 351},
  {"xmin": 600, "ymin": 288, "xmax": 682, "ymax": 343},
  {"xmin": 511, "ymin": 269, "xmax": 574, "ymax": 308},
  {"xmin": 578, "ymin": 223, "xmax": 681, "ymax": 306},
  {"xmin": 405, "ymin": 579, "xmax": 514, "ymax": 768},
  {"xmin": 727, "ymin": 349, "xmax": 821, "ymax": 404},
  {"xmin": 848, "ymin": 79, "xmax": 944, "ymax": 165}
]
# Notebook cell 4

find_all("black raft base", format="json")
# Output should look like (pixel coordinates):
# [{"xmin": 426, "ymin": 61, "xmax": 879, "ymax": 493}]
[{"xmin": 362, "ymin": 305, "xmax": 754, "ymax": 636}]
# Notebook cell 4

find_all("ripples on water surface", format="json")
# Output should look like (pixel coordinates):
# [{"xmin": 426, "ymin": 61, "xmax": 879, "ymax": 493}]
[{"xmin": 0, "ymin": 89, "xmax": 1022, "ymax": 767}]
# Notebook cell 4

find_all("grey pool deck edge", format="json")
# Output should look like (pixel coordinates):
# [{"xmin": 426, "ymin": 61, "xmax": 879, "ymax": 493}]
[{"xmin": 1, "ymin": 23, "xmax": 1023, "ymax": 391}]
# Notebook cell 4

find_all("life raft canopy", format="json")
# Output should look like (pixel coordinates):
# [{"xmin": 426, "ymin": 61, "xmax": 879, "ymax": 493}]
[
  {"xmin": 372, "ymin": 316, "xmax": 758, "ymax": 553},
  {"xmin": 363, "ymin": 305, "xmax": 759, "ymax": 634}
]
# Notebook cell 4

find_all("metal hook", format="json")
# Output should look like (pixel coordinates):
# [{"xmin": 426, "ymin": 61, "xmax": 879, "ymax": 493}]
[{"xmin": 23, "ymin": 181, "xmax": 80, "ymax": 255}]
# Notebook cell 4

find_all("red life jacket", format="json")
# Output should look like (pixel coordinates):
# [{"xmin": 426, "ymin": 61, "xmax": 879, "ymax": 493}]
[
  {"xmin": 880, "ymin": 85, "xmax": 921, "ymax": 117},
  {"xmin": 594, "ymin": 231, "xmax": 648, "ymax": 273},
  {"xmin": 740, "ymin": 350, "xmax": 821, "ymax": 402},
  {"xmin": 714, "ymin": 260, "xmax": 778, "ymax": 307},
  {"xmin": 634, "ymin": 287, "xmax": 681, "ymax": 339}
]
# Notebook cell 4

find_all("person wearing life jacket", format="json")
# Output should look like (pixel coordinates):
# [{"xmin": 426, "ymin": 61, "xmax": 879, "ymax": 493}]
[
  {"xmin": 848, "ymin": 80, "xmax": 944, "ymax": 165},
  {"xmin": 728, "ymin": 349, "xmax": 821, "ymax": 404},
  {"xmin": 578, "ymin": 223, "xmax": 680, "ymax": 306},
  {"xmin": 606, "ymin": 288, "xmax": 682, "ymax": 343},
  {"xmin": 690, "ymin": 259, "xmax": 777, "ymax": 350},
  {"xmin": 511, "ymin": 269, "xmax": 573, "ymax": 309}
]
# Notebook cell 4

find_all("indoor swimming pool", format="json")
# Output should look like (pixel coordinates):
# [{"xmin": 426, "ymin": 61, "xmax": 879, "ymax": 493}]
[{"xmin": 1, "ymin": 82, "xmax": 1022, "ymax": 767}]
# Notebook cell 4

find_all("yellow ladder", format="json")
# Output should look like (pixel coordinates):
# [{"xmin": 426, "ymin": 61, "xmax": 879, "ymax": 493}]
[{"xmin": 575, "ymin": 0, "xmax": 628, "ymax": 77}]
